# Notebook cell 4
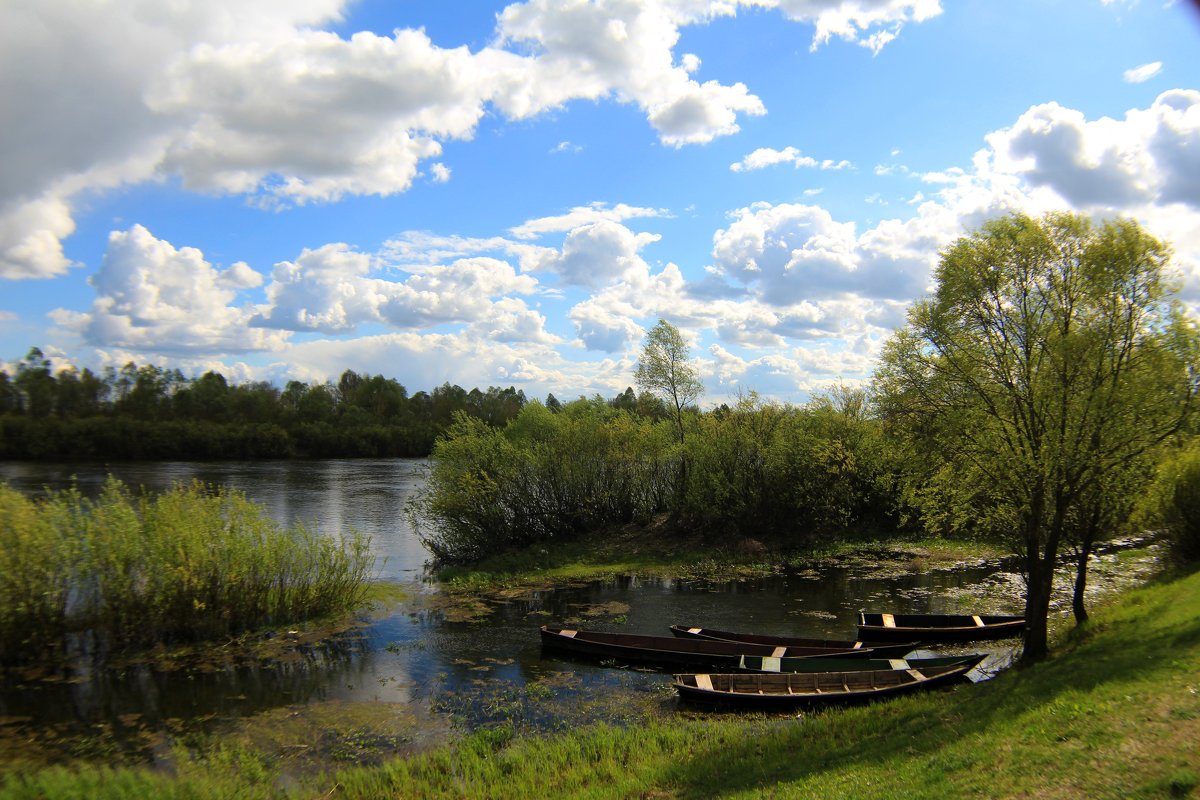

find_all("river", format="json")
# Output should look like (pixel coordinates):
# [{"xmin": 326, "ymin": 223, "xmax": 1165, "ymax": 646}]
[{"xmin": 0, "ymin": 458, "xmax": 1163, "ymax": 768}]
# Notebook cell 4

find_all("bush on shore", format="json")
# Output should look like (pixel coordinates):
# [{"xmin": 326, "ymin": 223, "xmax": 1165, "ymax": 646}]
[
  {"xmin": 1142, "ymin": 439, "xmax": 1200, "ymax": 564},
  {"xmin": 410, "ymin": 392, "xmax": 904, "ymax": 565}
]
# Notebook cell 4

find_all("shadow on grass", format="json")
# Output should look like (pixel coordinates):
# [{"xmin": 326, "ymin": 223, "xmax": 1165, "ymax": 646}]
[{"xmin": 652, "ymin": 573, "xmax": 1200, "ymax": 798}]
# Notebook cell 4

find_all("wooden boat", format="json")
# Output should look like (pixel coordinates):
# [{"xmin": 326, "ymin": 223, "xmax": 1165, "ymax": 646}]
[
  {"xmin": 857, "ymin": 612, "xmax": 1025, "ymax": 643},
  {"xmin": 673, "ymin": 662, "xmax": 977, "ymax": 708},
  {"xmin": 539, "ymin": 626, "xmax": 871, "ymax": 669},
  {"xmin": 736, "ymin": 652, "xmax": 986, "ymax": 674},
  {"xmin": 670, "ymin": 624, "xmax": 918, "ymax": 659}
]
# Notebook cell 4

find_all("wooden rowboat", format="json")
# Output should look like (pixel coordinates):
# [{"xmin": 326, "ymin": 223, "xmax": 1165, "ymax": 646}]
[
  {"xmin": 539, "ymin": 626, "xmax": 871, "ymax": 669},
  {"xmin": 670, "ymin": 624, "xmax": 918, "ymax": 659},
  {"xmin": 736, "ymin": 652, "xmax": 986, "ymax": 674},
  {"xmin": 674, "ymin": 662, "xmax": 976, "ymax": 708},
  {"xmin": 857, "ymin": 612, "xmax": 1025, "ymax": 643}
]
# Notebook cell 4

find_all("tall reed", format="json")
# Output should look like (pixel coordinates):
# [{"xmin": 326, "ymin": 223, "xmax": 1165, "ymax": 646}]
[{"xmin": 0, "ymin": 478, "xmax": 373, "ymax": 664}]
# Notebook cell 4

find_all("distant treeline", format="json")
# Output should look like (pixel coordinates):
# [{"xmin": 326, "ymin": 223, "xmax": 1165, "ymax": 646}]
[{"xmin": 0, "ymin": 347, "xmax": 668, "ymax": 460}]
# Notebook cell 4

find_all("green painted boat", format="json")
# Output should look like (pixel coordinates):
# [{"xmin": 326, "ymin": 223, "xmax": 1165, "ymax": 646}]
[
  {"xmin": 737, "ymin": 652, "xmax": 986, "ymax": 674},
  {"xmin": 858, "ymin": 612, "xmax": 1025, "ymax": 643},
  {"xmin": 670, "ymin": 624, "xmax": 917, "ymax": 658}
]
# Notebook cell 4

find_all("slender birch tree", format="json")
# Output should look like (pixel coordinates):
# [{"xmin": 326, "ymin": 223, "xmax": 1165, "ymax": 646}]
[{"xmin": 635, "ymin": 319, "xmax": 703, "ymax": 444}]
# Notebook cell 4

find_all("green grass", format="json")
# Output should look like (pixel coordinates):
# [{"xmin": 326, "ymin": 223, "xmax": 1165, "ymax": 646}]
[
  {"xmin": 0, "ymin": 478, "xmax": 374, "ymax": 662},
  {"xmin": 330, "ymin": 565, "xmax": 1200, "ymax": 799},
  {"xmin": 433, "ymin": 524, "xmax": 1009, "ymax": 593},
  {"xmin": 5, "ymin": 565, "xmax": 1197, "ymax": 799}
]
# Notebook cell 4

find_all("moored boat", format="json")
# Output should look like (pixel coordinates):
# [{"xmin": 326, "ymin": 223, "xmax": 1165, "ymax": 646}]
[
  {"xmin": 670, "ymin": 624, "xmax": 917, "ymax": 659},
  {"xmin": 674, "ymin": 661, "xmax": 977, "ymax": 708},
  {"xmin": 737, "ymin": 652, "xmax": 986, "ymax": 674},
  {"xmin": 539, "ymin": 625, "xmax": 871, "ymax": 669},
  {"xmin": 857, "ymin": 611, "xmax": 1025, "ymax": 643}
]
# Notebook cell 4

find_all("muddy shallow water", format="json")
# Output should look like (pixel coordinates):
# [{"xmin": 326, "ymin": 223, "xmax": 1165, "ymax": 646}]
[{"xmin": 0, "ymin": 459, "xmax": 1165, "ymax": 768}]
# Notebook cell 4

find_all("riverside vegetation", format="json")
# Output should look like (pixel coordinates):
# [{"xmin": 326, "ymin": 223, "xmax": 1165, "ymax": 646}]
[
  {"xmin": 0, "ymin": 354, "xmax": 535, "ymax": 460},
  {"xmin": 3, "ymin": 210, "xmax": 1200, "ymax": 793},
  {"xmin": 2, "ymin": 562, "xmax": 1196, "ymax": 799},
  {"xmin": 412, "ymin": 213, "xmax": 1200, "ymax": 666},
  {"xmin": 0, "ymin": 479, "xmax": 373, "ymax": 664}
]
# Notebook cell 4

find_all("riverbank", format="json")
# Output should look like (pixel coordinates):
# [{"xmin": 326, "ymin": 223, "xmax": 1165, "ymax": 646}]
[
  {"xmin": 433, "ymin": 520, "xmax": 1010, "ymax": 588},
  {"xmin": 4, "ymin": 561, "xmax": 1195, "ymax": 799}
]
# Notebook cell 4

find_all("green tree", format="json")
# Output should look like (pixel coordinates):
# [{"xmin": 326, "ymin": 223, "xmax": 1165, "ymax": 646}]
[
  {"xmin": 635, "ymin": 319, "xmax": 703, "ymax": 444},
  {"xmin": 875, "ymin": 212, "xmax": 1198, "ymax": 662},
  {"xmin": 0, "ymin": 371, "xmax": 16, "ymax": 415},
  {"xmin": 14, "ymin": 347, "xmax": 55, "ymax": 417}
]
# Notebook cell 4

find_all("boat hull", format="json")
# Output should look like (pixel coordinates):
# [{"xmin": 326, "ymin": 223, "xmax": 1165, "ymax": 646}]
[
  {"xmin": 540, "ymin": 626, "xmax": 871, "ymax": 669},
  {"xmin": 674, "ymin": 662, "xmax": 976, "ymax": 708},
  {"xmin": 857, "ymin": 612, "xmax": 1025, "ymax": 643},
  {"xmin": 670, "ymin": 624, "xmax": 917, "ymax": 659},
  {"xmin": 737, "ymin": 653, "xmax": 986, "ymax": 674}
]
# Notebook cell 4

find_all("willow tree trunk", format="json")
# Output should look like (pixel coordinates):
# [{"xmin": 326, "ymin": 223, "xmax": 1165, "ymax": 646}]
[
  {"xmin": 1071, "ymin": 542, "xmax": 1092, "ymax": 624},
  {"xmin": 1022, "ymin": 552, "xmax": 1054, "ymax": 662}
]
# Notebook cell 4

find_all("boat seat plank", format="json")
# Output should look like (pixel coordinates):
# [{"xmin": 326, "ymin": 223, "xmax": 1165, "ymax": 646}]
[{"xmin": 881, "ymin": 613, "xmax": 896, "ymax": 628}]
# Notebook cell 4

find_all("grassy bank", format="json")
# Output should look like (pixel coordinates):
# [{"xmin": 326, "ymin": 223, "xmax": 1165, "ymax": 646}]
[
  {"xmin": 4, "ymin": 564, "xmax": 1196, "ymax": 799},
  {"xmin": 433, "ymin": 520, "xmax": 1010, "ymax": 592}
]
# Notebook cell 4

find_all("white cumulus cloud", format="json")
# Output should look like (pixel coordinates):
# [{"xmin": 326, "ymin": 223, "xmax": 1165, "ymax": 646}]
[
  {"xmin": 1, "ymin": 0, "xmax": 944, "ymax": 280},
  {"xmin": 53, "ymin": 225, "xmax": 285, "ymax": 355},
  {"xmin": 1124, "ymin": 61, "xmax": 1163, "ymax": 83},
  {"xmin": 730, "ymin": 147, "xmax": 852, "ymax": 172}
]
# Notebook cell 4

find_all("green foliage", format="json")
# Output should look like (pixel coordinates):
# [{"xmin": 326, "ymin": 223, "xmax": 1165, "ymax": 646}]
[
  {"xmin": 1140, "ymin": 438, "xmax": 1200, "ymax": 564},
  {"xmin": 678, "ymin": 391, "xmax": 899, "ymax": 544},
  {"xmin": 0, "ymin": 353, "xmax": 534, "ymax": 460},
  {"xmin": 410, "ymin": 401, "xmax": 675, "ymax": 563},
  {"xmin": 412, "ymin": 388, "xmax": 904, "ymax": 563},
  {"xmin": 635, "ymin": 319, "xmax": 703, "ymax": 443},
  {"xmin": 875, "ymin": 211, "xmax": 1198, "ymax": 659},
  {"xmin": 0, "ymin": 479, "xmax": 374, "ymax": 663}
]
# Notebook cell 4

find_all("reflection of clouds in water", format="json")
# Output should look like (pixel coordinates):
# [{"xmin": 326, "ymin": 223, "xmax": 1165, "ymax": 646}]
[{"xmin": 0, "ymin": 460, "xmax": 1168, "ymax": 746}]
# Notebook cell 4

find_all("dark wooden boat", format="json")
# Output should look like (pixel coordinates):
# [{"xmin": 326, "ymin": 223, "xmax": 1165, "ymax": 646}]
[
  {"xmin": 857, "ymin": 612, "xmax": 1026, "ymax": 643},
  {"xmin": 670, "ymin": 624, "xmax": 918, "ymax": 659},
  {"xmin": 539, "ymin": 626, "xmax": 871, "ymax": 669},
  {"xmin": 674, "ymin": 662, "xmax": 976, "ymax": 708},
  {"xmin": 736, "ymin": 652, "xmax": 986, "ymax": 674}
]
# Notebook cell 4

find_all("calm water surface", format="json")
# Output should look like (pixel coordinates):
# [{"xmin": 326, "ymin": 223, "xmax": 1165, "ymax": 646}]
[{"xmin": 0, "ymin": 459, "xmax": 1161, "ymax": 763}]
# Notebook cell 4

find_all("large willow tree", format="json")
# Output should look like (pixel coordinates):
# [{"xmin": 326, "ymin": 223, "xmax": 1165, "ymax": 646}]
[{"xmin": 875, "ymin": 212, "xmax": 1198, "ymax": 662}]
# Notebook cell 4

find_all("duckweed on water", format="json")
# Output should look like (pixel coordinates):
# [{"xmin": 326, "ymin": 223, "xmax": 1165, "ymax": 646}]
[{"xmin": 0, "ymin": 478, "xmax": 374, "ymax": 664}]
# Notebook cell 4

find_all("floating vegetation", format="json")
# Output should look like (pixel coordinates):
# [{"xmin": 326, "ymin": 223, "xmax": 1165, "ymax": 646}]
[{"xmin": 567, "ymin": 600, "xmax": 631, "ymax": 618}]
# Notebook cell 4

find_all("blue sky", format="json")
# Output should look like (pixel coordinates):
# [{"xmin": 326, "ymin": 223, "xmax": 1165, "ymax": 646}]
[{"xmin": 2, "ymin": 0, "xmax": 1199, "ymax": 404}]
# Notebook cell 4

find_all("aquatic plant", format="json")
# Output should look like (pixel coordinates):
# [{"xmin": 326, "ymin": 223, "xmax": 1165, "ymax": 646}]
[{"xmin": 0, "ymin": 478, "xmax": 373, "ymax": 663}]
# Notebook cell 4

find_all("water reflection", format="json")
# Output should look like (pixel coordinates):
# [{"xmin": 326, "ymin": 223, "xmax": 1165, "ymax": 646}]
[
  {"xmin": 0, "ymin": 458, "xmax": 431, "ymax": 580},
  {"xmin": 0, "ymin": 460, "xmax": 1164, "ymax": 762}
]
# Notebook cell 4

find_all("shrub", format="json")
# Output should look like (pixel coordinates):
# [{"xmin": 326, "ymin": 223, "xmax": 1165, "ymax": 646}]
[
  {"xmin": 409, "ymin": 402, "xmax": 674, "ymax": 563},
  {"xmin": 0, "ymin": 478, "xmax": 374, "ymax": 663}
]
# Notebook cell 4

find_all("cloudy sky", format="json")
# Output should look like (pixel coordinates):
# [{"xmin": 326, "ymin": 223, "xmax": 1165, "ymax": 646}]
[{"xmin": 3, "ymin": 0, "xmax": 1199, "ymax": 404}]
